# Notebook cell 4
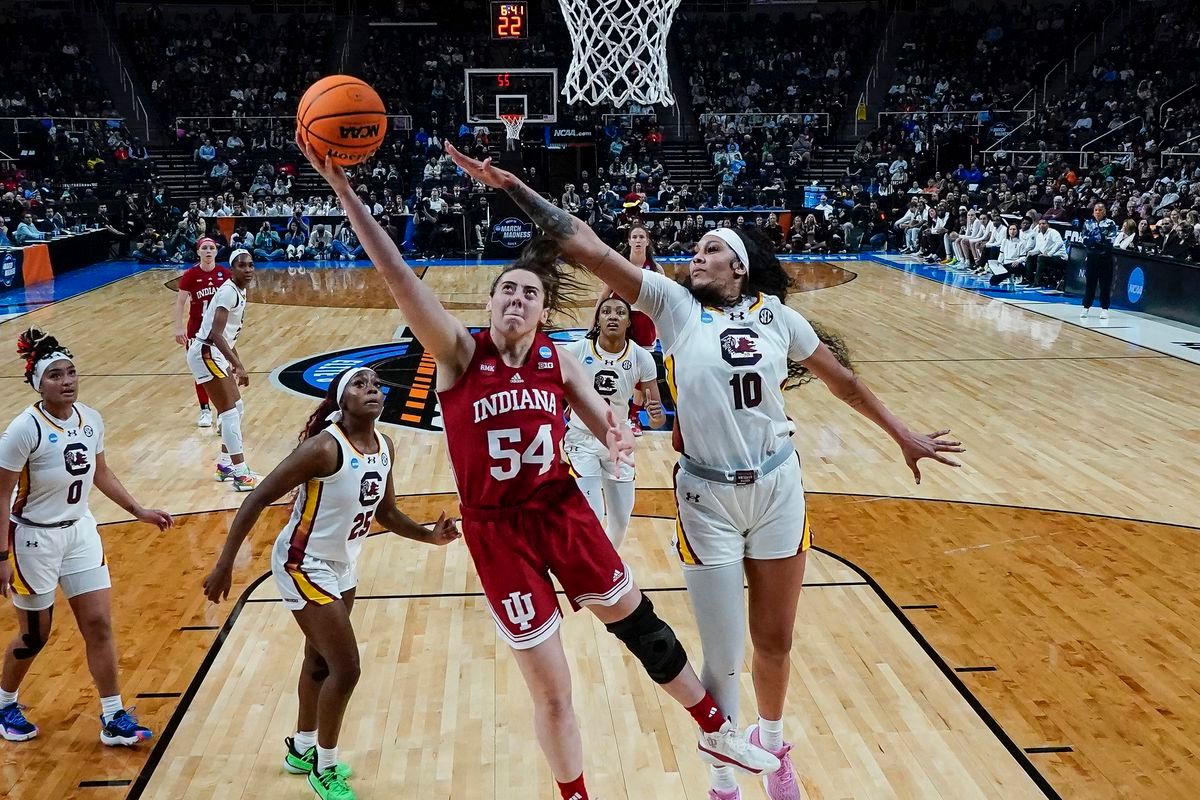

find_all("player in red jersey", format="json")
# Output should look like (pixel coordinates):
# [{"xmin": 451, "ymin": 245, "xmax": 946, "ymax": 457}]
[
  {"xmin": 300, "ymin": 136, "xmax": 780, "ymax": 800},
  {"xmin": 596, "ymin": 225, "xmax": 665, "ymax": 435},
  {"xmin": 173, "ymin": 237, "xmax": 230, "ymax": 428}
]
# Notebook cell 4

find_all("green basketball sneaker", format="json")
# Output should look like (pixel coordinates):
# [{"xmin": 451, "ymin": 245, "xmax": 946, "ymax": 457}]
[
  {"xmin": 308, "ymin": 765, "xmax": 356, "ymax": 800},
  {"xmin": 283, "ymin": 737, "xmax": 352, "ymax": 778}
]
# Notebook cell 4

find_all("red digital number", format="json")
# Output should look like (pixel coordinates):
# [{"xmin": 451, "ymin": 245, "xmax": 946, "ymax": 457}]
[{"xmin": 497, "ymin": 72, "xmax": 511, "ymax": 88}]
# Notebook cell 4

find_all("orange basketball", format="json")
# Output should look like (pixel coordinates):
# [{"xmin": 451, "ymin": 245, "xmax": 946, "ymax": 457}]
[{"xmin": 296, "ymin": 75, "xmax": 387, "ymax": 166}]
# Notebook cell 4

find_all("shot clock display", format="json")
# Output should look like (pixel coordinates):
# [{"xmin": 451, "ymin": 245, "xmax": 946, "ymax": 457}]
[{"xmin": 491, "ymin": 2, "xmax": 528, "ymax": 40}]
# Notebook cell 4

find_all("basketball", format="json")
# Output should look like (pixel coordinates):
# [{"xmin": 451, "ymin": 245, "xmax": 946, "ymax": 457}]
[{"xmin": 296, "ymin": 75, "xmax": 387, "ymax": 166}]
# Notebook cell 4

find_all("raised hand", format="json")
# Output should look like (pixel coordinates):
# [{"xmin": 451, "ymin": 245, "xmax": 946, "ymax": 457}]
[
  {"xmin": 444, "ymin": 143, "xmax": 516, "ymax": 190},
  {"xmin": 294, "ymin": 129, "xmax": 352, "ymax": 194}
]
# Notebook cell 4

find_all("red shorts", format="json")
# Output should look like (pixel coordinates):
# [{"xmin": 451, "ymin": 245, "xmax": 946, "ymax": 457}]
[
  {"xmin": 629, "ymin": 310, "xmax": 657, "ymax": 349},
  {"xmin": 460, "ymin": 480, "xmax": 632, "ymax": 650}
]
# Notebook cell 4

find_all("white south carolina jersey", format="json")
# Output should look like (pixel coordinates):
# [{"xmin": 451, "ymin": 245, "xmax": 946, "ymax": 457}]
[
  {"xmin": 0, "ymin": 403, "xmax": 105, "ymax": 525},
  {"xmin": 195, "ymin": 280, "xmax": 247, "ymax": 346},
  {"xmin": 634, "ymin": 270, "xmax": 820, "ymax": 470},
  {"xmin": 277, "ymin": 425, "xmax": 389, "ymax": 567},
  {"xmin": 561, "ymin": 338, "xmax": 657, "ymax": 435}
]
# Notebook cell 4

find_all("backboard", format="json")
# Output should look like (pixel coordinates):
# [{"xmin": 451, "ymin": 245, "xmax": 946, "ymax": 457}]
[{"xmin": 465, "ymin": 68, "xmax": 558, "ymax": 125}]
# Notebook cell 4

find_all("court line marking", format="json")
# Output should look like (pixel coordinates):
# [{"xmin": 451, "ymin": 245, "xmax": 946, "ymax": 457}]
[{"xmin": 79, "ymin": 779, "xmax": 133, "ymax": 788}]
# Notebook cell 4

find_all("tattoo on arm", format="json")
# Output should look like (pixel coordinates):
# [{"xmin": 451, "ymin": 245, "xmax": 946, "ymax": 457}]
[{"xmin": 510, "ymin": 183, "xmax": 578, "ymax": 239}]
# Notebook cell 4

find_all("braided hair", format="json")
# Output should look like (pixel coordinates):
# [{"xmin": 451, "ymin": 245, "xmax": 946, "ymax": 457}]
[{"xmin": 17, "ymin": 328, "xmax": 73, "ymax": 388}]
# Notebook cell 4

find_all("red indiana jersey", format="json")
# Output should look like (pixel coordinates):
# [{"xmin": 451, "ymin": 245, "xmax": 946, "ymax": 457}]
[
  {"xmin": 179, "ymin": 264, "xmax": 231, "ymax": 337},
  {"xmin": 438, "ymin": 329, "xmax": 574, "ymax": 510}
]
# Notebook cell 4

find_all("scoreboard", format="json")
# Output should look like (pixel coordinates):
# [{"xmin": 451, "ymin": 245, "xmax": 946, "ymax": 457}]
[{"xmin": 491, "ymin": 2, "xmax": 528, "ymax": 40}]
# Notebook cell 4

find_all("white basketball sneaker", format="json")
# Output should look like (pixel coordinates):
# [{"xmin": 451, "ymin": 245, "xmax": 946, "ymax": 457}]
[
  {"xmin": 197, "ymin": 408, "xmax": 213, "ymax": 428},
  {"xmin": 698, "ymin": 719, "xmax": 781, "ymax": 775}
]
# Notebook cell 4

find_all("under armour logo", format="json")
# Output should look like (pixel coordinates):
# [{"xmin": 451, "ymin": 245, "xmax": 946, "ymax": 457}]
[
  {"xmin": 501, "ymin": 591, "xmax": 536, "ymax": 631},
  {"xmin": 685, "ymin": 492, "xmax": 701, "ymax": 503},
  {"xmin": 66, "ymin": 429, "xmax": 79, "ymax": 438},
  {"xmin": 25, "ymin": 541, "xmax": 38, "ymax": 547},
  {"xmin": 728, "ymin": 311, "xmax": 747, "ymax": 321}
]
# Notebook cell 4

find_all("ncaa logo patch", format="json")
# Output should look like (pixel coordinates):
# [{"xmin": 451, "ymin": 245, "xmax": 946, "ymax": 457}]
[
  {"xmin": 584, "ymin": 356, "xmax": 594, "ymax": 365},
  {"xmin": 350, "ymin": 457, "xmax": 361, "ymax": 469},
  {"xmin": 48, "ymin": 433, "xmax": 58, "ymax": 444},
  {"xmin": 538, "ymin": 346, "xmax": 553, "ymax": 358},
  {"xmin": 1127, "ymin": 266, "xmax": 1145, "ymax": 303},
  {"xmin": 700, "ymin": 311, "xmax": 714, "ymax": 324}
]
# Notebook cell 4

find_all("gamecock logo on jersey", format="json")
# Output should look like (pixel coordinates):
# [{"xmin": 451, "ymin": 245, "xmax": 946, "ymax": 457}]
[
  {"xmin": 593, "ymin": 369, "xmax": 619, "ymax": 397},
  {"xmin": 63, "ymin": 442, "xmax": 91, "ymax": 476},
  {"xmin": 719, "ymin": 327, "xmax": 763, "ymax": 366},
  {"xmin": 359, "ymin": 471, "xmax": 383, "ymax": 506}
]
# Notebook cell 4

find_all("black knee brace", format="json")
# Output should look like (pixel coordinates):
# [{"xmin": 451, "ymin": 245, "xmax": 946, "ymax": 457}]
[
  {"xmin": 13, "ymin": 608, "xmax": 51, "ymax": 660},
  {"xmin": 604, "ymin": 595, "xmax": 687, "ymax": 685}
]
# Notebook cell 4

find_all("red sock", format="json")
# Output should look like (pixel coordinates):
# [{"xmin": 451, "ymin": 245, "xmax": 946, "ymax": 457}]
[
  {"xmin": 557, "ymin": 773, "xmax": 588, "ymax": 800},
  {"xmin": 629, "ymin": 403, "xmax": 643, "ymax": 423},
  {"xmin": 687, "ymin": 691, "xmax": 726, "ymax": 733},
  {"xmin": 195, "ymin": 382, "xmax": 209, "ymax": 407}
]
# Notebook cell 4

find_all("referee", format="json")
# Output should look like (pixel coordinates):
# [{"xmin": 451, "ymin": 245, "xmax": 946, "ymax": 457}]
[{"xmin": 1080, "ymin": 201, "xmax": 1118, "ymax": 321}]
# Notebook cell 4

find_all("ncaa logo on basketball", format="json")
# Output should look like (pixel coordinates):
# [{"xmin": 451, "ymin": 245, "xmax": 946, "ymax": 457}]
[
  {"xmin": 1127, "ymin": 267, "xmax": 1145, "ymax": 303},
  {"xmin": 339, "ymin": 123, "xmax": 380, "ymax": 140},
  {"xmin": 491, "ymin": 217, "xmax": 534, "ymax": 249}
]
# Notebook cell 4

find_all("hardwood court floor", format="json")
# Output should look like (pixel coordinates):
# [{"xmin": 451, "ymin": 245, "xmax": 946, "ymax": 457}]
[{"xmin": 0, "ymin": 260, "xmax": 1197, "ymax": 799}]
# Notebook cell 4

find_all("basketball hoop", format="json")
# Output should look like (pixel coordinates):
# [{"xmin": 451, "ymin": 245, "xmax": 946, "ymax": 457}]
[
  {"xmin": 558, "ymin": 0, "xmax": 683, "ymax": 107},
  {"xmin": 500, "ymin": 113, "xmax": 526, "ymax": 150}
]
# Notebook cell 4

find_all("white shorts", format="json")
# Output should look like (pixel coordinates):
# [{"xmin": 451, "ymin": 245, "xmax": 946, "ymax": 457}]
[
  {"xmin": 186, "ymin": 340, "xmax": 230, "ymax": 385},
  {"xmin": 271, "ymin": 535, "xmax": 358, "ymax": 611},
  {"xmin": 563, "ymin": 426, "xmax": 634, "ymax": 482},
  {"xmin": 672, "ymin": 454, "xmax": 811, "ymax": 567},
  {"xmin": 9, "ymin": 512, "xmax": 111, "ymax": 610}
]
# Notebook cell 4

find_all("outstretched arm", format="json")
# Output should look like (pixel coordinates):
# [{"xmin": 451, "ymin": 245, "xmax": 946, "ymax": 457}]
[
  {"xmin": 298, "ymin": 135, "xmax": 474, "ymax": 381},
  {"xmin": 445, "ymin": 144, "xmax": 645, "ymax": 302}
]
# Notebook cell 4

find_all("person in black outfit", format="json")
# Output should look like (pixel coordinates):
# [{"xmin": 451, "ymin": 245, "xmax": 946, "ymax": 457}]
[{"xmin": 1079, "ymin": 202, "xmax": 1118, "ymax": 320}]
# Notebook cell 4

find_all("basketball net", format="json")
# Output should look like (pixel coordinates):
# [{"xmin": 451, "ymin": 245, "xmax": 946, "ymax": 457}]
[
  {"xmin": 500, "ymin": 113, "xmax": 525, "ymax": 151},
  {"xmin": 558, "ymin": 0, "xmax": 683, "ymax": 107}
]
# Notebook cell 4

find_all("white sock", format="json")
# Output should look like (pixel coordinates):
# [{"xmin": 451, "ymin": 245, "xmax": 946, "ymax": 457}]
[
  {"xmin": 0, "ymin": 688, "xmax": 17, "ymax": 707},
  {"xmin": 233, "ymin": 462, "xmax": 249, "ymax": 477},
  {"xmin": 217, "ymin": 451, "xmax": 232, "ymax": 467},
  {"xmin": 758, "ymin": 716, "xmax": 784, "ymax": 751},
  {"xmin": 293, "ymin": 729, "xmax": 317, "ymax": 752},
  {"xmin": 316, "ymin": 744, "xmax": 338, "ymax": 774},
  {"xmin": 100, "ymin": 694, "xmax": 124, "ymax": 722},
  {"xmin": 710, "ymin": 765, "xmax": 738, "ymax": 791}
]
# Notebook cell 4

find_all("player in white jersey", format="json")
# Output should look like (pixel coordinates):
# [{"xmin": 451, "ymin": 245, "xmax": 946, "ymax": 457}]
[
  {"xmin": 203, "ymin": 367, "xmax": 460, "ymax": 800},
  {"xmin": 562, "ymin": 296, "xmax": 665, "ymax": 548},
  {"xmin": 186, "ymin": 249, "xmax": 259, "ymax": 490},
  {"xmin": 449, "ymin": 145, "xmax": 965, "ymax": 800},
  {"xmin": 0, "ymin": 329, "xmax": 172, "ymax": 746}
]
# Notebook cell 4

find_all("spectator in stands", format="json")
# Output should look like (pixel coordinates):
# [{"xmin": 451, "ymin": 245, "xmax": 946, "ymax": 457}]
[
  {"xmin": 332, "ymin": 222, "xmax": 364, "ymax": 261},
  {"xmin": 307, "ymin": 223, "xmax": 333, "ymax": 260},
  {"xmin": 131, "ymin": 228, "xmax": 167, "ymax": 262},
  {"xmin": 13, "ymin": 213, "xmax": 47, "ymax": 244},
  {"xmin": 282, "ymin": 221, "xmax": 306, "ymax": 260},
  {"xmin": 254, "ymin": 222, "xmax": 286, "ymax": 261}
]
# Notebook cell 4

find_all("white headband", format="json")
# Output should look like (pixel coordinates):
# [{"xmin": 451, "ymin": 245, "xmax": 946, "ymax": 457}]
[
  {"xmin": 32, "ymin": 352, "xmax": 73, "ymax": 392},
  {"xmin": 706, "ymin": 228, "xmax": 750, "ymax": 272},
  {"xmin": 325, "ymin": 367, "xmax": 375, "ymax": 423},
  {"xmin": 229, "ymin": 248, "xmax": 251, "ymax": 265}
]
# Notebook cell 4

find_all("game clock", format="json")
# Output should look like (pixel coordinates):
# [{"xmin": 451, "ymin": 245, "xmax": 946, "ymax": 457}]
[{"xmin": 491, "ymin": 1, "xmax": 528, "ymax": 40}]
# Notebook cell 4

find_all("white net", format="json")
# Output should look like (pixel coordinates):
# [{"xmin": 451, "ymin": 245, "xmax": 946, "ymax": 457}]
[
  {"xmin": 500, "ymin": 114, "xmax": 526, "ymax": 150},
  {"xmin": 558, "ymin": 0, "xmax": 684, "ymax": 107}
]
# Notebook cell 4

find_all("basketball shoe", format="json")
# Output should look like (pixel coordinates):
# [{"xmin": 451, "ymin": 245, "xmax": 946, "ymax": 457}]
[
  {"xmin": 233, "ymin": 472, "xmax": 260, "ymax": 492},
  {"xmin": 708, "ymin": 788, "xmax": 741, "ymax": 800},
  {"xmin": 747, "ymin": 724, "xmax": 801, "ymax": 800},
  {"xmin": 284, "ymin": 737, "xmax": 352, "ymax": 778},
  {"xmin": 214, "ymin": 462, "xmax": 236, "ymax": 482},
  {"xmin": 100, "ymin": 708, "xmax": 152, "ymax": 746},
  {"xmin": 0, "ymin": 702, "xmax": 38, "ymax": 741},
  {"xmin": 698, "ymin": 719, "xmax": 781, "ymax": 774},
  {"xmin": 309, "ymin": 765, "xmax": 356, "ymax": 800},
  {"xmin": 197, "ymin": 408, "xmax": 213, "ymax": 428}
]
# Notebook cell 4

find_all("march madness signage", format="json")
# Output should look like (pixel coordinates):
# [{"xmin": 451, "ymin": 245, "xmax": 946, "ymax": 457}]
[{"xmin": 272, "ymin": 328, "xmax": 674, "ymax": 432}]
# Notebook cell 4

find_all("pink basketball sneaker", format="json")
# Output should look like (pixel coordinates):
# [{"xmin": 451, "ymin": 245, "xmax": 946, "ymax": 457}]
[{"xmin": 748, "ymin": 724, "xmax": 802, "ymax": 800}]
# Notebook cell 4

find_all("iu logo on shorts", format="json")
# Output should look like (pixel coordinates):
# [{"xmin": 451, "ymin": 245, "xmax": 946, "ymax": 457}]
[{"xmin": 501, "ymin": 591, "xmax": 536, "ymax": 631}]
